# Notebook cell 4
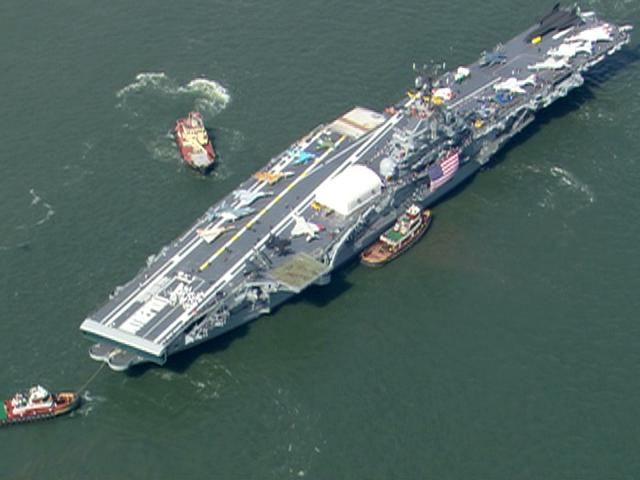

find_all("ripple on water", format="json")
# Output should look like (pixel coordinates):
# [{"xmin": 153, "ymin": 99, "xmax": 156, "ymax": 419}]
[
  {"xmin": 0, "ymin": 189, "xmax": 56, "ymax": 252},
  {"xmin": 549, "ymin": 166, "xmax": 596, "ymax": 204}
]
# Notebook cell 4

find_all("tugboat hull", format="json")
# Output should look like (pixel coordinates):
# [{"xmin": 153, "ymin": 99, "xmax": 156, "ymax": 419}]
[
  {"xmin": 174, "ymin": 112, "xmax": 216, "ymax": 173},
  {"xmin": 361, "ymin": 211, "xmax": 432, "ymax": 267},
  {"xmin": 1, "ymin": 392, "xmax": 81, "ymax": 427}
]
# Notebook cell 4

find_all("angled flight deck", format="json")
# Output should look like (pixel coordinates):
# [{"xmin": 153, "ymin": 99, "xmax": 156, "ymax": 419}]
[{"xmin": 81, "ymin": 5, "xmax": 633, "ymax": 370}]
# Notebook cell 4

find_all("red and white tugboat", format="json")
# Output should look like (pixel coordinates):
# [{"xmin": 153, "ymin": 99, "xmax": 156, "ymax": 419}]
[
  {"xmin": 1, "ymin": 385, "xmax": 80, "ymax": 427},
  {"xmin": 174, "ymin": 111, "xmax": 216, "ymax": 173},
  {"xmin": 361, "ymin": 204, "xmax": 432, "ymax": 267}
]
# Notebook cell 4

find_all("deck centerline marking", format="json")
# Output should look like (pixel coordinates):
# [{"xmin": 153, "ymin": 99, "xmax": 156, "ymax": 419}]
[{"xmin": 154, "ymin": 114, "xmax": 404, "ymax": 343}]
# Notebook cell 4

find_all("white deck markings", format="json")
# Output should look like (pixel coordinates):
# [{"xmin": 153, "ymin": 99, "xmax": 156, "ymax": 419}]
[
  {"xmin": 196, "ymin": 135, "xmax": 349, "ymax": 271},
  {"xmin": 100, "ymin": 130, "xmax": 328, "ymax": 327},
  {"xmin": 153, "ymin": 111, "xmax": 406, "ymax": 345},
  {"xmin": 119, "ymin": 295, "xmax": 170, "ymax": 334},
  {"xmin": 120, "ymin": 20, "xmax": 629, "ymax": 350},
  {"xmin": 101, "ymin": 102, "xmax": 413, "ymax": 347},
  {"xmin": 84, "ymin": 15, "xmax": 632, "ymax": 356}
]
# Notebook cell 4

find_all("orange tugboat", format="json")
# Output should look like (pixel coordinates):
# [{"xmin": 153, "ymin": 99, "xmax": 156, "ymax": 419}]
[
  {"xmin": 1, "ymin": 385, "xmax": 80, "ymax": 427},
  {"xmin": 174, "ymin": 111, "xmax": 216, "ymax": 173},
  {"xmin": 361, "ymin": 204, "xmax": 432, "ymax": 267}
]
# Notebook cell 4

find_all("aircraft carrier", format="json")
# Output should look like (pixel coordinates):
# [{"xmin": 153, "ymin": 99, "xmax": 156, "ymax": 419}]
[{"xmin": 81, "ymin": 5, "xmax": 633, "ymax": 371}]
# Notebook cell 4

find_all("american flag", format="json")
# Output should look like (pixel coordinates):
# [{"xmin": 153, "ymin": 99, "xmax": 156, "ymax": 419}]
[{"xmin": 428, "ymin": 150, "xmax": 460, "ymax": 192}]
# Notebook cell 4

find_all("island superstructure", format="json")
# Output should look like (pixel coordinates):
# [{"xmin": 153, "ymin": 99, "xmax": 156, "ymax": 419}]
[{"xmin": 81, "ymin": 5, "xmax": 633, "ymax": 371}]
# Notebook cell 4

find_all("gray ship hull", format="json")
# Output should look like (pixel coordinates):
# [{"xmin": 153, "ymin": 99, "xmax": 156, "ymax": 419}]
[{"xmin": 81, "ymin": 6, "xmax": 633, "ymax": 371}]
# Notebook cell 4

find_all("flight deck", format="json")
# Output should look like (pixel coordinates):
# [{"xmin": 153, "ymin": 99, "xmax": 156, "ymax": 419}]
[{"xmin": 81, "ymin": 5, "xmax": 632, "ymax": 370}]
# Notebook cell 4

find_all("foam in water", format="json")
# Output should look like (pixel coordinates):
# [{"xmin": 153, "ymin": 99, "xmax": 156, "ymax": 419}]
[
  {"xmin": 183, "ymin": 78, "xmax": 231, "ymax": 113},
  {"xmin": 116, "ymin": 72, "xmax": 168, "ymax": 98},
  {"xmin": 28, "ymin": 188, "xmax": 55, "ymax": 227},
  {"xmin": 77, "ymin": 390, "xmax": 108, "ymax": 418},
  {"xmin": 83, "ymin": 390, "xmax": 107, "ymax": 403},
  {"xmin": 116, "ymin": 72, "xmax": 230, "ymax": 115},
  {"xmin": 29, "ymin": 188, "xmax": 41, "ymax": 206},
  {"xmin": 143, "ymin": 134, "xmax": 181, "ymax": 164},
  {"xmin": 550, "ymin": 166, "xmax": 596, "ymax": 204}
]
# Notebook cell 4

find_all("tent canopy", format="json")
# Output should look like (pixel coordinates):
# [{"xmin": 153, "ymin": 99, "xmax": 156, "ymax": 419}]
[{"xmin": 314, "ymin": 165, "xmax": 382, "ymax": 216}]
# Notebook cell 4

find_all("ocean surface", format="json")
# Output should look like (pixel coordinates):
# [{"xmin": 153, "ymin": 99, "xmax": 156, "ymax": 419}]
[{"xmin": 1, "ymin": 0, "xmax": 639, "ymax": 478}]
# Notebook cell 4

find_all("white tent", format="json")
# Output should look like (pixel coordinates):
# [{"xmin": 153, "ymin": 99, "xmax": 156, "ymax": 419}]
[{"xmin": 314, "ymin": 165, "xmax": 382, "ymax": 216}]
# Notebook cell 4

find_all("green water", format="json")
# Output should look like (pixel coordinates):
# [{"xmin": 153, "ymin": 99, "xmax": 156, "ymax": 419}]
[{"xmin": 1, "ymin": 0, "xmax": 640, "ymax": 478}]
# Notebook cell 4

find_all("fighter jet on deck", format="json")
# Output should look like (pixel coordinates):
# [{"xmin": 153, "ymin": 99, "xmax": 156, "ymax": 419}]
[
  {"xmin": 291, "ymin": 150, "xmax": 316, "ymax": 166},
  {"xmin": 316, "ymin": 136, "xmax": 336, "ymax": 151},
  {"xmin": 548, "ymin": 41, "xmax": 592, "ymax": 58},
  {"xmin": 196, "ymin": 225, "xmax": 235, "ymax": 244},
  {"xmin": 528, "ymin": 57, "xmax": 570, "ymax": 71},
  {"xmin": 233, "ymin": 189, "xmax": 273, "ymax": 208},
  {"xmin": 493, "ymin": 75, "xmax": 537, "ymax": 94},
  {"xmin": 253, "ymin": 170, "xmax": 295, "ymax": 185},
  {"xmin": 290, "ymin": 214, "xmax": 324, "ymax": 242},
  {"xmin": 211, "ymin": 206, "xmax": 256, "ymax": 223},
  {"xmin": 265, "ymin": 235, "xmax": 292, "ymax": 256},
  {"xmin": 568, "ymin": 25, "xmax": 613, "ymax": 43},
  {"xmin": 479, "ymin": 51, "xmax": 507, "ymax": 68}
]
